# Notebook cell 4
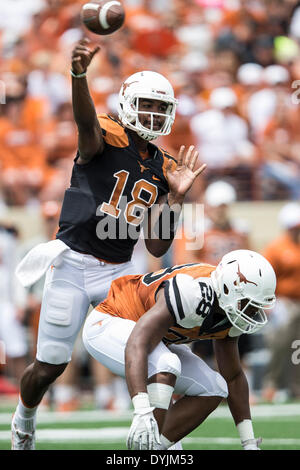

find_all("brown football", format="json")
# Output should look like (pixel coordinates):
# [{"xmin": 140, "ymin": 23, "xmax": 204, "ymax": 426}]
[{"xmin": 81, "ymin": 1, "xmax": 125, "ymax": 35}]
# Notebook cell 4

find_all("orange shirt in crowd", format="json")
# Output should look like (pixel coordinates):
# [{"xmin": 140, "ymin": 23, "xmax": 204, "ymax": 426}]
[
  {"xmin": 0, "ymin": 98, "xmax": 47, "ymax": 172},
  {"xmin": 125, "ymin": 4, "xmax": 179, "ymax": 57},
  {"xmin": 173, "ymin": 226, "xmax": 249, "ymax": 266},
  {"xmin": 161, "ymin": 114, "xmax": 196, "ymax": 154},
  {"xmin": 0, "ymin": 121, "xmax": 46, "ymax": 172},
  {"xmin": 42, "ymin": 118, "xmax": 78, "ymax": 162},
  {"xmin": 22, "ymin": 2, "xmax": 81, "ymax": 54},
  {"xmin": 217, "ymin": 4, "xmax": 267, "ymax": 30},
  {"xmin": 263, "ymin": 234, "xmax": 300, "ymax": 300},
  {"xmin": 263, "ymin": 110, "xmax": 300, "ymax": 144}
]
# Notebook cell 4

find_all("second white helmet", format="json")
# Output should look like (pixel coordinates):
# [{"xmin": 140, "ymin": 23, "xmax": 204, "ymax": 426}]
[
  {"xmin": 118, "ymin": 71, "xmax": 178, "ymax": 141},
  {"xmin": 211, "ymin": 250, "xmax": 276, "ymax": 334}
]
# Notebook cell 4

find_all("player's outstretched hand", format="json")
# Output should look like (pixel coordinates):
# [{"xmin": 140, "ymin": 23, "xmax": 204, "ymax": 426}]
[
  {"xmin": 71, "ymin": 38, "xmax": 100, "ymax": 75},
  {"xmin": 166, "ymin": 145, "xmax": 206, "ymax": 206}
]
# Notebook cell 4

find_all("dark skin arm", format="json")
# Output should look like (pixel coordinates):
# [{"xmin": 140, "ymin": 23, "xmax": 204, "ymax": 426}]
[
  {"xmin": 143, "ymin": 194, "xmax": 176, "ymax": 258},
  {"xmin": 125, "ymin": 289, "xmax": 175, "ymax": 398},
  {"xmin": 71, "ymin": 38, "xmax": 105, "ymax": 163},
  {"xmin": 213, "ymin": 336, "xmax": 251, "ymax": 425},
  {"xmin": 144, "ymin": 146, "xmax": 206, "ymax": 257}
]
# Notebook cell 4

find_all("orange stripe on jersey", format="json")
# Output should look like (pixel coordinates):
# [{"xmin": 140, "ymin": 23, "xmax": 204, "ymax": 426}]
[
  {"xmin": 97, "ymin": 114, "xmax": 129, "ymax": 148},
  {"xmin": 96, "ymin": 263, "xmax": 216, "ymax": 322},
  {"xmin": 163, "ymin": 326, "xmax": 230, "ymax": 345}
]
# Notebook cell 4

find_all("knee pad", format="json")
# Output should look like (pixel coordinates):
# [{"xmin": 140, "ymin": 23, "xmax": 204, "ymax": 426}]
[
  {"xmin": 156, "ymin": 352, "xmax": 182, "ymax": 379},
  {"xmin": 44, "ymin": 289, "xmax": 74, "ymax": 331},
  {"xmin": 37, "ymin": 341, "xmax": 71, "ymax": 365},
  {"xmin": 38, "ymin": 284, "xmax": 89, "ymax": 365},
  {"xmin": 41, "ymin": 285, "xmax": 86, "ymax": 339}
]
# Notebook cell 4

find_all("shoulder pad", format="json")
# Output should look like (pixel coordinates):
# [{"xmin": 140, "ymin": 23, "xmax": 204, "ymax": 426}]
[
  {"xmin": 164, "ymin": 274, "xmax": 205, "ymax": 328},
  {"xmin": 97, "ymin": 114, "xmax": 129, "ymax": 148}
]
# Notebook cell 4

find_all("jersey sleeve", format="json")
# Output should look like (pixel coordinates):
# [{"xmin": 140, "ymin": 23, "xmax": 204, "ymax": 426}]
[
  {"xmin": 97, "ymin": 114, "xmax": 129, "ymax": 148},
  {"xmin": 163, "ymin": 273, "xmax": 205, "ymax": 328}
]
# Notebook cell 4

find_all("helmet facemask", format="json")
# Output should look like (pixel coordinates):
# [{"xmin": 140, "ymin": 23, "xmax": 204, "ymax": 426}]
[
  {"xmin": 224, "ymin": 297, "xmax": 269, "ymax": 334},
  {"xmin": 118, "ymin": 71, "xmax": 178, "ymax": 141}
]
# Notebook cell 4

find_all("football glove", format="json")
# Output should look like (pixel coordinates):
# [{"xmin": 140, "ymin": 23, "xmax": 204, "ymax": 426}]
[
  {"xmin": 126, "ymin": 393, "xmax": 161, "ymax": 450},
  {"xmin": 127, "ymin": 408, "xmax": 161, "ymax": 450}
]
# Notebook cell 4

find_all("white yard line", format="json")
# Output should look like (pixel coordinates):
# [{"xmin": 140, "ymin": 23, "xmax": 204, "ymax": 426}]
[
  {"xmin": 0, "ymin": 409, "xmax": 133, "ymax": 425},
  {"xmin": 184, "ymin": 437, "xmax": 300, "ymax": 446},
  {"xmin": 0, "ymin": 403, "xmax": 300, "ymax": 426},
  {"xmin": 0, "ymin": 427, "xmax": 128, "ymax": 442},
  {"xmin": 1, "ymin": 427, "xmax": 300, "ymax": 447}
]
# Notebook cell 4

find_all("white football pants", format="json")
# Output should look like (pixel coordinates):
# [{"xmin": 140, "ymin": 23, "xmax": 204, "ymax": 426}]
[
  {"xmin": 36, "ymin": 249, "xmax": 135, "ymax": 365},
  {"xmin": 83, "ymin": 309, "xmax": 228, "ymax": 398}
]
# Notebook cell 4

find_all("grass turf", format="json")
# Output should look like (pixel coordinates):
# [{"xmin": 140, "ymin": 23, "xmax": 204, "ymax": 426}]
[{"xmin": 1, "ymin": 403, "xmax": 299, "ymax": 450}]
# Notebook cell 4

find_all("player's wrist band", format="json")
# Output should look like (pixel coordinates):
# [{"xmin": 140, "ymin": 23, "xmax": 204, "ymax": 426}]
[
  {"xmin": 132, "ymin": 393, "xmax": 153, "ymax": 413},
  {"xmin": 70, "ymin": 70, "xmax": 87, "ymax": 78}
]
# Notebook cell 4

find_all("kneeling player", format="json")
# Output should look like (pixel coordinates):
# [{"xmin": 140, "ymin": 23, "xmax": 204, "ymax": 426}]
[{"xmin": 82, "ymin": 249, "xmax": 276, "ymax": 450}]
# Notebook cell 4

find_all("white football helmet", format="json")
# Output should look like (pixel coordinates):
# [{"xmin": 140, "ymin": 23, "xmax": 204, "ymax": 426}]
[
  {"xmin": 118, "ymin": 71, "xmax": 178, "ymax": 141},
  {"xmin": 211, "ymin": 250, "xmax": 276, "ymax": 334}
]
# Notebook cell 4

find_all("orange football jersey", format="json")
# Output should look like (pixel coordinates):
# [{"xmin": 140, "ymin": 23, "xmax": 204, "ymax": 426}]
[{"xmin": 96, "ymin": 263, "xmax": 233, "ymax": 344}]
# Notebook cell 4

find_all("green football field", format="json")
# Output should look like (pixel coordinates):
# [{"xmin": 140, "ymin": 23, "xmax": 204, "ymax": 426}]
[{"xmin": 1, "ymin": 401, "xmax": 300, "ymax": 450}]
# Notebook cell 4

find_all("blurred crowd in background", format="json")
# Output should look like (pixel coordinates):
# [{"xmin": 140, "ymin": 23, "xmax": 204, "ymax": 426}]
[
  {"xmin": 1, "ymin": 0, "xmax": 300, "ymax": 205},
  {"xmin": 0, "ymin": 0, "xmax": 300, "ymax": 412}
]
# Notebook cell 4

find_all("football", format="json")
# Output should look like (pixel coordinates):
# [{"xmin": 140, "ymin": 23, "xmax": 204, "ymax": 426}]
[{"xmin": 81, "ymin": 1, "xmax": 125, "ymax": 35}]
